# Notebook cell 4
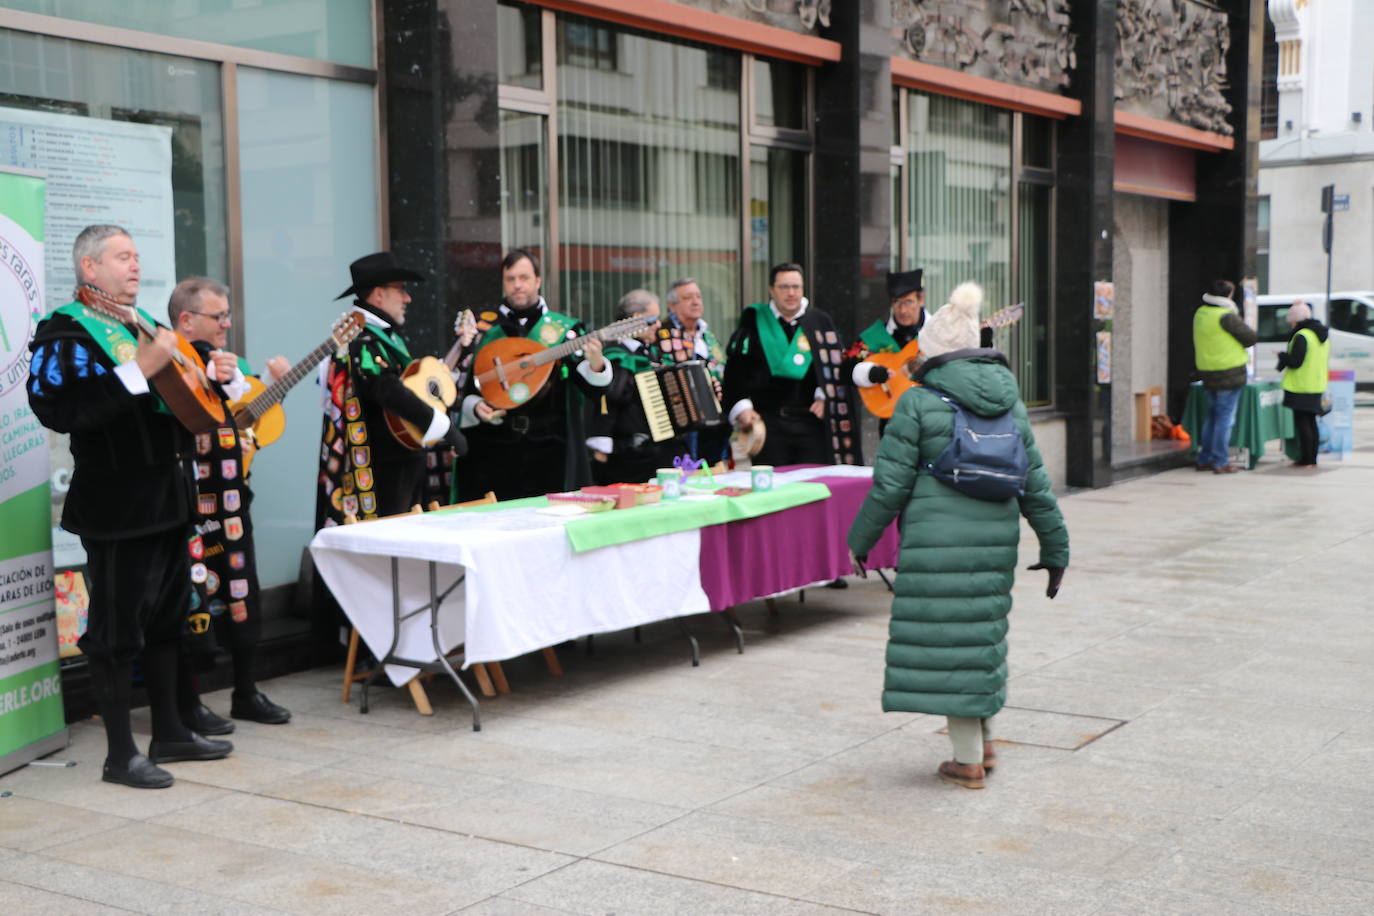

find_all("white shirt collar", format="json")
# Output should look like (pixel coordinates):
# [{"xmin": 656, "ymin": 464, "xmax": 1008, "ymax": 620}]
[
  {"xmin": 499, "ymin": 296, "xmax": 549, "ymax": 321},
  {"xmin": 769, "ymin": 297, "xmax": 809, "ymax": 323},
  {"xmin": 353, "ymin": 304, "xmax": 391, "ymax": 330},
  {"xmin": 624, "ymin": 337, "xmax": 644, "ymax": 353}
]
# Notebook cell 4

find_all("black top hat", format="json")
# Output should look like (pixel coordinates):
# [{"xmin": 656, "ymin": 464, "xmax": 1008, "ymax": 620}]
[
  {"xmin": 887, "ymin": 268, "xmax": 923, "ymax": 301},
  {"xmin": 335, "ymin": 251, "xmax": 426, "ymax": 300}
]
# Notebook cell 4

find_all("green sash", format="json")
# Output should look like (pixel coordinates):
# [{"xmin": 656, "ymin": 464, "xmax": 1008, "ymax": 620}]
[
  {"xmin": 52, "ymin": 301, "xmax": 169, "ymax": 412},
  {"xmin": 604, "ymin": 346, "xmax": 655, "ymax": 375},
  {"xmin": 357, "ymin": 324, "xmax": 412, "ymax": 376},
  {"xmin": 236, "ymin": 355, "xmax": 253, "ymax": 376},
  {"xmin": 858, "ymin": 319, "xmax": 900, "ymax": 355},
  {"xmin": 750, "ymin": 302, "xmax": 812, "ymax": 379},
  {"xmin": 476, "ymin": 309, "xmax": 579, "ymax": 351}
]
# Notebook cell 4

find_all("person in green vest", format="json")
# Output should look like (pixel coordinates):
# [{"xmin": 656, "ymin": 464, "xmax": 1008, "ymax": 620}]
[
  {"xmin": 169, "ymin": 277, "xmax": 293, "ymax": 735},
  {"xmin": 661, "ymin": 277, "xmax": 728, "ymax": 463},
  {"xmin": 1276, "ymin": 301, "xmax": 1330, "ymax": 468},
  {"xmin": 586, "ymin": 289, "xmax": 688, "ymax": 484},
  {"xmin": 1192, "ymin": 279, "xmax": 1257, "ymax": 474},
  {"xmin": 28, "ymin": 224, "xmax": 233, "ymax": 788},
  {"xmin": 843, "ymin": 267, "xmax": 926, "ymax": 435},
  {"xmin": 456, "ymin": 248, "xmax": 611, "ymax": 499},
  {"xmin": 316, "ymin": 252, "xmax": 466, "ymax": 528}
]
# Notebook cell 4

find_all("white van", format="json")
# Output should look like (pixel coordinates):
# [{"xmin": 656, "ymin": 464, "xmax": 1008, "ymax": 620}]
[{"xmin": 1255, "ymin": 291, "xmax": 1374, "ymax": 385}]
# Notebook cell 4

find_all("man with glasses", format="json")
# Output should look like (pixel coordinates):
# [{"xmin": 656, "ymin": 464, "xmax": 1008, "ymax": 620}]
[
  {"xmin": 662, "ymin": 277, "xmax": 728, "ymax": 463},
  {"xmin": 168, "ymin": 277, "xmax": 293, "ymax": 732},
  {"xmin": 723, "ymin": 262, "xmax": 861, "ymax": 468}
]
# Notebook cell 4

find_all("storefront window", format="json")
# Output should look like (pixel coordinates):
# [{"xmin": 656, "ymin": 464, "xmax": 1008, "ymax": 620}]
[
  {"xmin": 498, "ymin": 0, "xmax": 544, "ymax": 90},
  {"xmin": 499, "ymin": 109, "xmax": 548, "ymax": 261},
  {"xmin": 754, "ymin": 58, "xmax": 806, "ymax": 131},
  {"xmin": 555, "ymin": 15, "xmax": 742, "ymax": 334},
  {"xmin": 749, "ymin": 145, "xmax": 808, "ymax": 306},
  {"xmin": 236, "ymin": 67, "xmax": 378, "ymax": 587},
  {"xmin": 0, "ymin": 28, "xmax": 227, "ymax": 572},
  {"xmin": 2, "ymin": 0, "xmax": 374, "ymax": 68}
]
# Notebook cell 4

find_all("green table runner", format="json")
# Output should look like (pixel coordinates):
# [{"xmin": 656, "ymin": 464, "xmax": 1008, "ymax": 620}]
[{"xmin": 1181, "ymin": 381, "xmax": 1294, "ymax": 469}]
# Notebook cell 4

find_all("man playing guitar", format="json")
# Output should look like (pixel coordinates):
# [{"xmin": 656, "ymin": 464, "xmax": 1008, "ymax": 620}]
[
  {"xmin": 843, "ymin": 268, "xmax": 926, "ymax": 435},
  {"xmin": 455, "ymin": 248, "xmax": 611, "ymax": 500},
  {"xmin": 169, "ymin": 277, "xmax": 293, "ymax": 734},
  {"xmin": 28, "ymin": 225, "xmax": 232, "ymax": 789},
  {"xmin": 316, "ymin": 252, "xmax": 467, "ymax": 529}
]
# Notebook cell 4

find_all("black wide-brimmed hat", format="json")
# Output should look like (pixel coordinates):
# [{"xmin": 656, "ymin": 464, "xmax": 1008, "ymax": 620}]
[
  {"xmin": 887, "ymin": 268, "xmax": 924, "ymax": 300},
  {"xmin": 335, "ymin": 251, "xmax": 426, "ymax": 300}
]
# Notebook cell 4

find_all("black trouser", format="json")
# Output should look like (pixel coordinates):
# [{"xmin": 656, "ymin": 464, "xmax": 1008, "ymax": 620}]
[
  {"xmin": 1294, "ymin": 410, "xmax": 1319, "ymax": 465},
  {"xmin": 80, "ymin": 527, "xmax": 193, "ymax": 664},
  {"xmin": 463, "ymin": 438, "xmax": 567, "ymax": 500},
  {"xmin": 755, "ymin": 408, "xmax": 831, "ymax": 467},
  {"xmin": 372, "ymin": 456, "xmax": 427, "ymax": 517}
]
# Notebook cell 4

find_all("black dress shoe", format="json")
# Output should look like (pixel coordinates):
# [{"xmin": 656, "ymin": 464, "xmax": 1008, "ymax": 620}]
[
  {"xmin": 183, "ymin": 703, "xmax": 235, "ymax": 736},
  {"xmin": 148, "ymin": 732, "xmax": 233, "ymax": 764},
  {"xmin": 824, "ymin": 577, "xmax": 849, "ymax": 589},
  {"xmin": 102, "ymin": 753, "xmax": 174, "ymax": 789},
  {"xmin": 230, "ymin": 690, "xmax": 291, "ymax": 724}
]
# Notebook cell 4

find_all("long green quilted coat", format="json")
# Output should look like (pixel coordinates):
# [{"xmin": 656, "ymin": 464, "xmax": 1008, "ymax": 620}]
[{"xmin": 848, "ymin": 353, "xmax": 1069, "ymax": 719}]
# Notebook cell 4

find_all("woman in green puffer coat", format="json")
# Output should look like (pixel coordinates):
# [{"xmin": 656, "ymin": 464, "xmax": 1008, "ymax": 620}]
[{"xmin": 848, "ymin": 282, "xmax": 1069, "ymax": 790}]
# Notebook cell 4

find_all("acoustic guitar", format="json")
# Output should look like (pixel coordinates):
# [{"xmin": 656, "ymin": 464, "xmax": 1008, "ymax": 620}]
[
  {"xmin": 230, "ymin": 312, "xmax": 365, "ymax": 473},
  {"xmin": 384, "ymin": 310, "xmax": 477, "ymax": 450},
  {"xmin": 472, "ymin": 314, "xmax": 657, "ymax": 411},
  {"xmin": 74, "ymin": 284, "xmax": 225, "ymax": 432},
  {"xmin": 858, "ymin": 303, "xmax": 1026, "ymax": 419}
]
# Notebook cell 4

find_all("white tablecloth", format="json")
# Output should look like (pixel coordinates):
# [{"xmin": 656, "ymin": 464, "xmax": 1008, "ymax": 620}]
[{"xmin": 309, "ymin": 507, "xmax": 709, "ymax": 685}]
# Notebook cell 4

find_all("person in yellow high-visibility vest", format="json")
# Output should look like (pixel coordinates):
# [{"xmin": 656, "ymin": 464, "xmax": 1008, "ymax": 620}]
[
  {"xmin": 1192, "ymin": 279, "xmax": 1258, "ymax": 473},
  {"xmin": 1276, "ymin": 301, "xmax": 1330, "ymax": 468}
]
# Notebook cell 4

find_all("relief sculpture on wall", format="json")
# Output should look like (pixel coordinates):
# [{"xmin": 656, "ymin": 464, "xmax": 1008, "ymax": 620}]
[
  {"xmin": 675, "ymin": 1, "xmax": 830, "ymax": 34},
  {"xmin": 890, "ymin": 0, "xmax": 1076, "ymax": 92},
  {"xmin": 1116, "ymin": 0, "xmax": 1233, "ymax": 135}
]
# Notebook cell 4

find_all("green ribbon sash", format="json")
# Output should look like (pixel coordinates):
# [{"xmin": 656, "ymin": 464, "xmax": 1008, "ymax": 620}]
[
  {"xmin": 750, "ymin": 303, "xmax": 812, "ymax": 380},
  {"xmin": 859, "ymin": 319, "xmax": 900, "ymax": 355}
]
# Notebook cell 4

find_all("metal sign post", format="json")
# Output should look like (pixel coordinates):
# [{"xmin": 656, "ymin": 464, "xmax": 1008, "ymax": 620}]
[{"xmin": 1320, "ymin": 184, "xmax": 1335, "ymax": 310}]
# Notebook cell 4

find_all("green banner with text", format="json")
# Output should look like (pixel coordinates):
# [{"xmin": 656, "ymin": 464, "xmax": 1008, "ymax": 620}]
[{"xmin": 0, "ymin": 166, "xmax": 66, "ymax": 774}]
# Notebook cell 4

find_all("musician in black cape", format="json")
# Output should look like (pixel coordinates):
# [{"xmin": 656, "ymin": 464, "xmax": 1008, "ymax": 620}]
[
  {"xmin": 723, "ymin": 262, "xmax": 863, "ymax": 468},
  {"xmin": 27, "ymin": 224, "xmax": 232, "ymax": 789},
  {"xmin": 586, "ymin": 289, "xmax": 689, "ymax": 485},
  {"xmin": 168, "ymin": 277, "xmax": 293, "ymax": 733},
  {"xmin": 316, "ymin": 252, "xmax": 467, "ymax": 529},
  {"xmin": 455, "ymin": 248, "xmax": 611, "ymax": 500}
]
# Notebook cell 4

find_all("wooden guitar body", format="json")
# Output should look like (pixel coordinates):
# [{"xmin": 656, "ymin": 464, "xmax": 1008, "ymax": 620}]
[
  {"xmin": 229, "ymin": 376, "xmax": 284, "ymax": 475},
  {"xmin": 384, "ymin": 355, "xmax": 460, "ymax": 449},
  {"xmin": 75, "ymin": 285, "xmax": 225, "ymax": 431},
  {"xmin": 472, "ymin": 336, "xmax": 556, "ymax": 410},
  {"xmin": 857, "ymin": 340, "xmax": 921, "ymax": 419}
]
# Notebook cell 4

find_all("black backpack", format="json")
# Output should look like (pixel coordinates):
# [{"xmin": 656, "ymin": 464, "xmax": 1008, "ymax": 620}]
[{"xmin": 921, "ymin": 386, "xmax": 1028, "ymax": 501}]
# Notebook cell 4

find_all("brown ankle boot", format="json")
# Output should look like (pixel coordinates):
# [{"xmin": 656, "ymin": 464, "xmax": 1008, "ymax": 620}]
[
  {"xmin": 938, "ymin": 760, "xmax": 986, "ymax": 789},
  {"xmin": 981, "ymin": 741, "xmax": 998, "ymax": 772}
]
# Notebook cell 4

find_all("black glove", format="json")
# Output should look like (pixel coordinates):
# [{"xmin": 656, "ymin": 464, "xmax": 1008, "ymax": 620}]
[
  {"xmin": 980, "ymin": 326, "xmax": 995, "ymax": 348},
  {"xmin": 1275, "ymin": 352, "xmax": 1289, "ymax": 371},
  {"xmin": 867, "ymin": 364, "xmax": 890, "ymax": 384},
  {"xmin": 1026, "ymin": 563, "xmax": 1065, "ymax": 599},
  {"xmin": 444, "ymin": 413, "xmax": 468, "ymax": 457}
]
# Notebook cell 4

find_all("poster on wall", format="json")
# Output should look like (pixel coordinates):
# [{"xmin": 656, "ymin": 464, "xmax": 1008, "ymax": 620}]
[
  {"xmin": 0, "ymin": 166, "xmax": 68, "ymax": 775},
  {"xmin": 0, "ymin": 105, "xmax": 176, "ymax": 574}
]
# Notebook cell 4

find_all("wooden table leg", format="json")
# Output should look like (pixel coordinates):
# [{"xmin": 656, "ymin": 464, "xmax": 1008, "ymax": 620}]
[
  {"xmin": 542, "ymin": 646, "xmax": 564, "ymax": 676},
  {"xmin": 406, "ymin": 678, "xmax": 434, "ymax": 715},
  {"xmin": 471, "ymin": 663, "xmax": 496, "ymax": 698},
  {"xmin": 488, "ymin": 661, "xmax": 511, "ymax": 694},
  {"xmin": 766, "ymin": 597, "xmax": 778, "ymax": 617}
]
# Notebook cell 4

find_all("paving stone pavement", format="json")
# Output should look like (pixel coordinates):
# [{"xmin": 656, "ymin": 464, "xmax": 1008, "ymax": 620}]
[{"xmin": 4, "ymin": 407, "xmax": 1374, "ymax": 914}]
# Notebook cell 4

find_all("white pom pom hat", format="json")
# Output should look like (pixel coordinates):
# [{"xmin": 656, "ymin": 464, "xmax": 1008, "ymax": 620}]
[{"xmin": 918, "ymin": 281, "xmax": 983, "ymax": 360}]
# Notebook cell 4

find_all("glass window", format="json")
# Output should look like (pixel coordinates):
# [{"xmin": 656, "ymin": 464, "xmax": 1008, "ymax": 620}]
[
  {"xmin": 1021, "ymin": 115, "xmax": 1053, "ymax": 168},
  {"xmin": 2, "ymin": 1, "xmax": 374, "ymax": 68},
  {"xmin": 749, "ymin": 145, "xmax": 808, "ymax": 306},
  {"xmin": 499, "ymin": 109, "xmax": 548, "ymax": 261},
  {"xmin": 1329, "ymin": 299, "xmax": 1374, "ymax": 337},
  {"xmin": 555, "ymin": 15, "xmax": 741, "ymax": 336},
  {"xmin": 754, "ymin": 58, "xmax": 806, "ymax": 131},
  {"xmin": 498, "ymin": 0, "xmax": 543, "ymax": 89},
  {"xmin": 1257, "ymin": 303, "xmax": 1291, "ymax": 342},
  {"xmin": 1014, "ymin": 182, "xmax": 1052, "ymax": 405},
  {"xmin": 237, "ymin": 67, "xmax": 378, "ymax": 588},
  {"xmin": 0, "ymin": 28, "xmax": 226, "ymax": 574}
]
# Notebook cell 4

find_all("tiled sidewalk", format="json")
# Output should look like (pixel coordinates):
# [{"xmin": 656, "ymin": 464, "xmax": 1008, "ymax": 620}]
[{"xmin": 4, "ymin": 410, "xmax": 1373, "ymax": 914}]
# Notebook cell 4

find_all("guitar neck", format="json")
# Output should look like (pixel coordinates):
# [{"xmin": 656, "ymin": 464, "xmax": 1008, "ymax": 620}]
[{"xmin": 239, "ymin": 338, "xmax": 335, "ymax": 421}]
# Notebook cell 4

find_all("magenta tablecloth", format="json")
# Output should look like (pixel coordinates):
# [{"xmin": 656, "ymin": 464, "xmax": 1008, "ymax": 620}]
[{"xmin": 699, "ymin": 466, "xmax": 899, "ymax": 610}]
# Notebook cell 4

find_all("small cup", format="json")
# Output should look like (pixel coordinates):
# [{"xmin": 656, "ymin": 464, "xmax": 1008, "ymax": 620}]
[
  {"xmin": 750, "ymin": 465, "xmax": 774, "ymax": 492},
  {"xmin": 656, "ymin": 468, "xmax": 682, "ymax": 500}
]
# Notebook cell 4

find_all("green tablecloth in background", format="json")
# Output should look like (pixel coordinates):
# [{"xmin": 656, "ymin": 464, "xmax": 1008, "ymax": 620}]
[{"xmin": 1181, "ymin": 381, "xmax": 1294, "ymax": 469}]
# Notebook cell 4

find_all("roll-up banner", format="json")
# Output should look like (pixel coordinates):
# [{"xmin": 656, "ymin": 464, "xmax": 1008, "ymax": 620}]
[{"xmin": 0, "ymin": 165, "xmax": 67, "ymax": 775}]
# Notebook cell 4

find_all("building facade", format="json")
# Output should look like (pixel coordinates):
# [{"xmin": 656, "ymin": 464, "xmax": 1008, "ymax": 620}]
[
  {"xmin": 0, "ymin": 1, "xmax": 1264, "ymax": 691},
  {"xmin": 1259, "ymin": 0, "xmax": 1374, "ymax": 295}
]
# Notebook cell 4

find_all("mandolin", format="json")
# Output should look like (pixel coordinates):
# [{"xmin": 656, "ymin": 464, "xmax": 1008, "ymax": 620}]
[
  {"xmin": 472, "ymin": 314, "xmax": 657, "ymax": 411},
  {"xmin": 74, "ymin": 284, "xmax": 225, "ymax": 432},
  {"xmin": 385, "ymin": 310, "xmax": 477, "ymax": 450},
  {"xmin": 230, "ymin": 312, "xmax": 365, "ymax": 473},
  {"xmin": 858, "ymin": 303, "xmax": 1026, "ymax": 419}
]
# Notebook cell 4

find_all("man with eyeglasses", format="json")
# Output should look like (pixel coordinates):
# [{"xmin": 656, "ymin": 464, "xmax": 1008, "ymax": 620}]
[
  {"xmin": 167, "ymin": 277, "xmax": 293, "ymax": 733},
  {"xmin": 723, "ymin": 262, "xmax": 862, "ymax": 468}
]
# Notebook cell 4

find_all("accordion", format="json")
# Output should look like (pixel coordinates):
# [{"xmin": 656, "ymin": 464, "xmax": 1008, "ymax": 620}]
[{"xmin": 634, "ymin": 361, "xmax": 722, "ymax": 442}]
